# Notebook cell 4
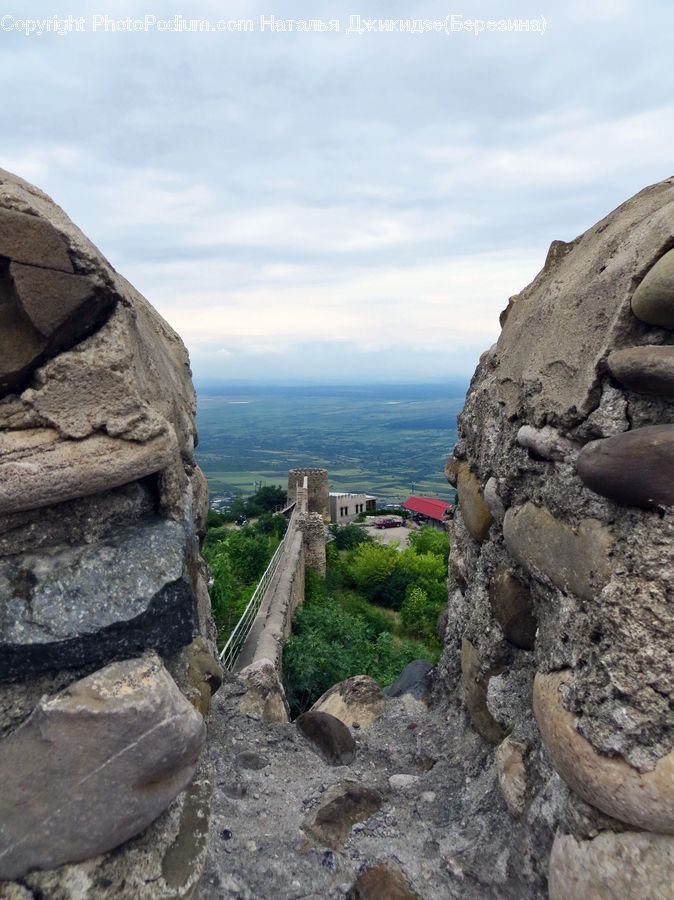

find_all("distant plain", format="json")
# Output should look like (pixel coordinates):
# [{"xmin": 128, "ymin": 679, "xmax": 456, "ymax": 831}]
[{"xmin": 194, "ymin": 382, "xmax": 467, "ymax": 505}]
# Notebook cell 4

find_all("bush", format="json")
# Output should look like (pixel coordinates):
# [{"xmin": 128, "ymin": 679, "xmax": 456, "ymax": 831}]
[
  {"xmin": 407, "ymin": 526, "xmax": 450, "ymax": 565},
  {"xmin": 304, "ymin": 566, "xmax": 328, "ymax": 603},
  {"xmin": 398, "ymin": 548, "xmax": 447, "ymax": 606},
  {"xmin": 400, "ymin": 586, "xmax": 428, "ymax": 637},
  {"xmin": 202, "ymin": 515, "xmax": 287, "ymax": 649},
  {"xmin": 346, "ymin": 542, "xmax": 398, "ymax": 596},
  {"xmin": 282, "ymin": 588, "xmax": 432, "ymax": 717},
  {"xmin": 282, "ymin": 523, "xmax": 448, "ymax": 716},
  {"xmin": 328, "ymin": 523, "xmax": 371, "ymax": 551},
  {"xmin": 206, "ymin": 509, "xmax": 225, "ymax": 528},
  {"xmin": 283, "ymin": 595, "xmax": 372, "ymax": 715},
  {"xmin": 400, "ymin": 586, "xmax": 444, "ymax": 646},
  {"xmin": 370, "ymin": 567, "xmax": 414, "ymax": 610},
  {"xmin": 339, "ymin": 590, "xmax": 396, "ymax": 637},
  {"xmin": 343, "ymin": 541, "xmax": 431, "ymax": 611},
  {"xmin": 223, "ymin": 529, "xmax": 270, "ymax": 583},
  {"xmin": 369, "ymin": 631, "xmax": 428, "ymax": 686},
  {"xmin": 202, "ymin": 524, "xmax": 229, "ymax": 552},
  {"xmin": 244, "ymin": 484, "xmax": 287, "ymax": 517},
  {"xmin": 255, "ymin": 511, "xmax": 289, "ymax": 539}
]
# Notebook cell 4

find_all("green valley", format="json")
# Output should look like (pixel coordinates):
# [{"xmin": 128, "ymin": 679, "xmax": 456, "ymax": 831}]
[{"xmin": 194, "ymin": 382, "xmax": 466, "ymax": 506}]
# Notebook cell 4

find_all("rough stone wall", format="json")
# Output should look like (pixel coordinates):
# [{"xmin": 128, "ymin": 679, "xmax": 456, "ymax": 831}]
[
  {"xmin": 299, "ymin": 510, "xmax": 327, "ymax": 574},
  {"xmin": 439, "ymin": 177, "xmax": 674, "ymax": 894},
  {"xmin": 231, "ymin": 501, "xmax": 326, "ymax": 732},
  {"xmin": 0, "ymin": 169, "xmax": 221, "ymax": 895},
  {"xmin": 236, "ymin": 524, "xmax": 306, "ymax": 675},
  {"xmin": 288, "ymin": 467, "xmax": 329, "ymax": 519}
]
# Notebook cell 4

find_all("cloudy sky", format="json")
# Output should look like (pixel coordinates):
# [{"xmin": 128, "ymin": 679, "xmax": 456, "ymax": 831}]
[{"xmin": 2, "ymin": 1, "xmax": 673, "ymax": 382}]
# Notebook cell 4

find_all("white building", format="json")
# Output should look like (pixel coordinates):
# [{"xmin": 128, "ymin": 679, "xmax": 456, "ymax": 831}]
[{"xmin": 329, "ymin": 492, "xmax": 371, "ymax": 524}]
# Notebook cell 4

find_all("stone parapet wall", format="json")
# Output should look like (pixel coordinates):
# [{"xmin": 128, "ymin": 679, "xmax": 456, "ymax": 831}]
[
  {"xmin": 234, "ymin": 506, "xmax": 326, "ymax": 677},
  {"xmin": 0, "ymin": 169, "xmax": 220, "ymax": 895},
  {"xmin": 438, "ymin": 177, "xmax": 674, "ymax": 894},
  {"xmin": 236, "ymin": 524, "xmax": 305, "ymax": 674},
  {"xmin": 230, "ymin": 499, "xmax": 327, "ymax": 730}
]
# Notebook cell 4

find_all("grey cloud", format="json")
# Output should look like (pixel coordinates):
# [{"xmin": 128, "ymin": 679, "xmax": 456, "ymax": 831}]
[{"xmin": 1, "ymin": 0, "xmax": 673, "ymax": 380}]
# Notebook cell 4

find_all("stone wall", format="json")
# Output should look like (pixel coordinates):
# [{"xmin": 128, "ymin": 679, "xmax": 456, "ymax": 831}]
[
  {"xmin": 5, "ymin": 168, "xmax": 672, "ymax": 898},
  {"xmin": 439, "ymin": 177, "xmax": 674, "ymax": 894},
  {"xmin": 0, "ymin": 169, "xmax": 221, "ymax": 896},
  {"xmin": 299, "ymin": 510, "xmax": 328, "ymax": 574},
  {"xmin": 235, "ymin": 520, "xmax": 306, "ymax": 675},
  {"xmin": 233, "ymin": 503, "xmax": 326, "ymax": 720}
]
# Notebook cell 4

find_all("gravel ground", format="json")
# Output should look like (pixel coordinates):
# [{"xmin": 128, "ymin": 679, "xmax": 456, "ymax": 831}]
[
  {"xmin": 361, "ymin": 523, "xmax": 414, "ymax": 550},
  {"xmin": 198, "ymin": 672, "xmax": 550, "ymax": 899}
]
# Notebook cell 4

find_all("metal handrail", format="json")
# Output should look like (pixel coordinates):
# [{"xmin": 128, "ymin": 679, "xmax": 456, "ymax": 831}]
[{"xmin": 218, "ymin": 512, "xmax": 294, "ymax": 671}]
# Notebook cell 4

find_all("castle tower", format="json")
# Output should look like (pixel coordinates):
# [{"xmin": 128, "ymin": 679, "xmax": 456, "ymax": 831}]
[{"xmin": 287, "ymin": 468, "xmax": 329, "ymax": 520}]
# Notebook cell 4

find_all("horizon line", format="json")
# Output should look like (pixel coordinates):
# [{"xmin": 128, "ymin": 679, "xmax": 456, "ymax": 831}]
[{"xmin": 193, "ymin": 376, "xmax": 473, "ymax": 387}]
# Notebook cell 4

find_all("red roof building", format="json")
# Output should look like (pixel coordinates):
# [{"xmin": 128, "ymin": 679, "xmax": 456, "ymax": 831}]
[{"xmin": 402, "ymin": 496, "xmax": 452, "ymax": 529}]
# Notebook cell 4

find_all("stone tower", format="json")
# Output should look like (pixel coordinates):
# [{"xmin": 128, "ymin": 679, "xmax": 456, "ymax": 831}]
[{"xmin": 287, "ymin": 468, "xmax": 329, "ymax": 519}]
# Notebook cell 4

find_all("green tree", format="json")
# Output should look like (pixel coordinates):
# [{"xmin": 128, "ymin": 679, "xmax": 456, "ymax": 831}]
[
  {"xmin": 228, "ymin": 492, "xmax": 246, "ymax": 521},
  {"xmin": 202, "ymin": 524, "xmax": 229, "ymax": 552},
  {"xmin": 206, "ymin": 509, "xmax": 225, "ymax": 528},
  {"xmin": 407, "ymin": 526, "xmax": 450, "ymax": 565},
  {"xmin": 347, "ymin": 541, "xmax": 398, "ymax": 591},
  {"xmin": 202, "ymin": 515, "xmax": 288, "ymax": 648},
  {"xmin": 282, "ymin": 535, "xmax": 444, "ymax": 716},
  {"xmin": 282, "ymin": 588, "xmax": 431, "ymax": 717},
  {"xmin": 345, "ymin": 541, "xmax": 408, "ymax": 606},
  {"xmin": 398, "ymin": 549, "xmax": 447, "ymax": 605},
  {"xmin": 245, "ymin": 484, "xmax": 287, "ymax": 516},
  {"xmin": 255, "ymin": 511, "xmax": 289, "ymax": 539},
  {"xmin": 328, "ymin": 523, "xmax": 371, "ymax": 551},
  {"xmin": 224, "ymin": 529, "xmax": 270, "ymax": 583}
]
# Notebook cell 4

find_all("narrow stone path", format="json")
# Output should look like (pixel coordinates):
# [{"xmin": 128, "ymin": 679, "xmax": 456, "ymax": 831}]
[{"xmin": 198, "ymin": 673, "xmax": 549, "ymax": 899}]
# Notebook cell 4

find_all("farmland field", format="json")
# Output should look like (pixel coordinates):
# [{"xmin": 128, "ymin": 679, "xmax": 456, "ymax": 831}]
[{"xmin": 194, "ymin": 382, "xmax": 467, "ymax": 507}]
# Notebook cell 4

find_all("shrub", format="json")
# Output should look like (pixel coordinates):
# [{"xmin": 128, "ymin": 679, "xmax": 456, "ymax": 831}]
[
  {"xmin": 339, "ymin": 590, "xmax": 396, "ymax": 637},
  {"xmin": 343, "ymin": 540, "xmax": 445, "ymax": 611},
  {"xmin": 345, "ymin": 542, "xmax": 398, "ymax": 597},
  {"xmin": 224, "ymin": 529, "xmax": 270, "ymax": 583},
  {"xmin": 369, "ymin": 631, "xmax": 428, "ymax": 686},
  {"xmin": 283, "ymin": 594, "xmax": 373, "ymax": 715},
  {"xmin": 206, "ymin": 509, "xmax": 225, "ymax": 528},
  {"xmin": 328, "ymin": 523, "xmax": 371, "ymax": 550},
  {"xmin": 398, "ymin": 549, "xmax": 447, "ymax": 605},
  {"xmin": 400, "ymin": 586, "xmax": 444, "ymax": 646},
  {"xmin": 202, "ymin": 515, "xmax": 287, "ymax": 649},
  {"xmin": 282, "ymin": 590, "xmax": 433, "ymax": 717},
  {"xmin": 407, "ymin": 526, "xmax": 450, "ymax": 565},
  {"xmin": 281, "ymin": 520, "xmax": 449, "ymax": 715},
  {"xmin": 202, "ymin": 524, "xmax": 229, "ymax": 552},
  {"xmin": 255, "ymin": 511, "xmax": 289, "ymax": 539},
  {"xmin": 244, "ymin": 484, "xmax": 287, "ymax": 516}
]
